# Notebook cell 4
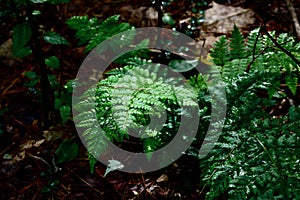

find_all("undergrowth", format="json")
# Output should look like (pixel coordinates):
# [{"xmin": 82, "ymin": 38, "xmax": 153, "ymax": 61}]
[
  {"xmin": 200, "ymin": 25, "xmax": 300, "ymax": 199},
  {"xmin": 70, "ymin": 13, "xmax": 300, "ymax": 198}
]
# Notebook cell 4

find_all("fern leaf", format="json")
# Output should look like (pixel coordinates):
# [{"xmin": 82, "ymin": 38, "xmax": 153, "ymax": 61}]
[
  {"xmin": 210, "ymin": 35, "xmax": 229, "ymax": 66},
  {"xmin": 88, "ymin": 153, "xmax": 97, "ymax": 174},
  {"xmin": 67, "ymin": 15, "xmax": 132, "ymax": 52},
  {"xmin": 246, "ymin": 28, "xmax": 262, "ymax": 57},
  {"xmin": 230, "ymin": 25, "xmax": 245, "ymax": 59},
  {"xmin": 285, "ymin": 72, "xmax": 298, "ymax": 95}
]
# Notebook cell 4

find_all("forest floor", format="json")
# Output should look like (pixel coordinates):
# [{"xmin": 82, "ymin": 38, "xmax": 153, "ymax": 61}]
[{"xmin": 0, "ymin": 0, "xmax": 298, "ymax": 199}]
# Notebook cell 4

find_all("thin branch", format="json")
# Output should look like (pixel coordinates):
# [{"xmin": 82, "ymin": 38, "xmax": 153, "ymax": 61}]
[
  {"xmin": 285, "ymin": 0, "xmax": 300, "ymax": 41},
  {"xmin": 246, "ymin": 24, "xmax": 263, "ymax": 73},
  {"xmin": 262, "ymin": 24, "xmax": 300, "ymax": 76}
]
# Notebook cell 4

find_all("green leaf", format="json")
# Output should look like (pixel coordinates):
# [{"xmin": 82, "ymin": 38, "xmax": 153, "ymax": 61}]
[
  {"xmin": 43, "ymin": 31, "xmax": 69, "ymax": 45},
  {"xmin": 45, "ymin": 56, "xmax": 60, "ymax": 69},
  {"xmin": 32, "ymin": 10, "xmax": 42, "ymax": 15},
  {"xmin": 30, "ymin": 0, "xmax": 48, "ymax": 3},
  {"xmin": 162, "ymin": 13, "xmax": 176, "ymax": 26},
  {"xmin": 41, "ymin": 179, "xmax": 59, "ymax": 193},
  {"xmin": 12, "ymin": 22, "xmax": 32, "ymax": 58},
  {"xmin": 55, "ymin": 139, "xmax": 79, "ymax": 164},
  {"xmin": 64, "ymin": 80, "xmax": 75, "ymax": 93},
  {"xmin": 168, "ymin": 59, "xmax": 198, "ymax": 72},
  {"xmin": 104, "ymin": 159, "xmax": 124, "ymax": 177},
  {"xmin": 54, "ymin": 98, "xmax": 62, "ymax": 110},
  {"xmin": 67, "ymin": 15, "xmax": 132, "ymax": 52},
  {"xmin": 47, "ymin": 74, "xmax": 59, "ymax": 88},
  {"xmin": 59, "ymin": 105, "xmax": 71, "ymax": 124},
  {"xmin": 24, "ymin": 71, "xmax": 39, "ymax": 87},
  {"xmin": 211, "ymin": 35, "xmax": 229, "ymax": 66},
  {"xmin": 25, "ymin": 71, "xmax": 38, "ymax": 79},
  {"xmin": 24, "ymin": 79, "xmax": 39, "ymax": 88},
  {"xmin": 14, "ymin": 47, "xmax": 32, "ymax": 58},
  {"xmin": 88, "ymin": 153, "xmax": 97, "ymax": 174},
  {"xmin": 230, "ymin": 24, "xmax": 245, "ymax": 59},
  {"xmin": 285, "ymin": 73, "xmax": 298, "ymax": 95}
]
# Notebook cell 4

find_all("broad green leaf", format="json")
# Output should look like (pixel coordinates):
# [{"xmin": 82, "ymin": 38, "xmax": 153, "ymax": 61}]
[
  {"xmin": 43, "ymin": 31, "xmax": 69, "ymax": 45},
  {"xmin": 13, "ymin": 47, "xmax": 32, "ymax": 58},
  {"xmin": 55, "ymin": 139, "xmax": 79, "ymax": 164},
  {"xmin": 12, "ymin": 22, "xmax": 32, "ymax": 58},
  {"xmin": 25, "ymin": 71, "xmax": 38, "ymax": 79},
  {"xmin": 162, "ymin": 13, "xmax": 176, "ymax": 26},
  {"xmin": 104, "ymin": 159, "xmax": 124, "ymax": 177},
  {"xmin": 45, "ymin": 56, "xmax": 60, "ymax": 69},
  {"xmin": 59, "ymin": 105, "xmax": 71, "ymax": 124}
]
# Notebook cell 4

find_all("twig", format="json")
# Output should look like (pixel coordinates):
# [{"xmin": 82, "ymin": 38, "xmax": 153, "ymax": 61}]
[
  {"xmin": 262, "ymin": 24, "xmax": 300, "ymax": 76},
  {"xmin": 0, "ymin": 77, "xmax": 20, "ymax": 110},
  {"xmin": 69, "ymin": 168, "xmax": 104, "ymax": 195},
  {"xmin": 246, "ymin": 24, "xmax": 264, "ymax": 73},
  {"xmin": 0, "ymin": 142, "xmax": 14, "ymax": 156},
  {"xmin": 285, "ymin": 0, "xmax": 300, "ymax": 41},
  {"xmin": 27, "ymin": 152, "xmax": 51, "ymax": 168}
]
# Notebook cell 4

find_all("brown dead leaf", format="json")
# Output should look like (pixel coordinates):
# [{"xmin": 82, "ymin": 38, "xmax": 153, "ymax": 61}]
[
  {"xmin": 20, "ymin": 139, "xmax": 45, "ymax": 150},
  {"xmin": 156, "ymin": 174, "xmax": 168, "ymax": 183}
]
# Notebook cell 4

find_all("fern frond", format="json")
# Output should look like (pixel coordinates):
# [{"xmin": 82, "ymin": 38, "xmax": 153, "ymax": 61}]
[
  {"xmin": 67, "ymin": 15, "xmax": 132, "ymax": 52},
  {"xmin": 230, "ymin": 25, "xmax": 245, "ymax": 59},
  {"xmin": 210, "ymin": 35, "xmax": 229, "ymax": 66},
  {"xmin": 246, "ymin": 28, "xmax": 262, "ymax": 57}
]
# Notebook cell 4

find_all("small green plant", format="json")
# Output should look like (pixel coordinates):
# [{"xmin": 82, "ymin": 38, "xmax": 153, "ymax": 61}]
[
  {"xmin": 74, "ymin": 57, "xmax": 199, "ymax": 172},
  {"xmin": 68, "ymin": 12, "xmax": 300, "ymax": 199},
  {"xmin": 199, "ymin": 25, "xmax": 300, "ymax": 199},
  {"xmin": 3, "ymin": 0, "xmax": 72, "ymax": 123}
]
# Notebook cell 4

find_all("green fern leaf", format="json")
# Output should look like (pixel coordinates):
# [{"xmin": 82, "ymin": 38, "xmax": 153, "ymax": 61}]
[
  {"xmin": 210, "ymin": 35, "xmax": 229, "ymax": 66},
  {"xmin": 285, "ymin": 72, "xmax": 298, "ymax": 95},
  {"xmin": 67, "ymin": 15, "xmax": 132, "ymax": 52},
  {"xmin": 230, "ymin": 25, "xmax": 245, "ymax": 59}
]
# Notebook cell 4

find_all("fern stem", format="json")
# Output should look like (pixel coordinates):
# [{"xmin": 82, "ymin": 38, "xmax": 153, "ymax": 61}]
[
  {"xmin": 253, "ymin": 135, "xmax": 277, "ymax": 168},
  {"xmin": 246, "ymin": 24, "xmax": 263, "ymax": 72}
]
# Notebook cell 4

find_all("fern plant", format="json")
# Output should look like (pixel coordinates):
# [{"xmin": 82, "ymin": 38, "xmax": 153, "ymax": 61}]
[
  {"xmin": 67, "ymin": 15, "xmax": 133, "ymax": 52},
  {"xmin": 3, "ymin": 0, "xmax": 73, "ymax": 123},
  {"xmin": 74, "ymin": 57, "xmax": 199, "ymax": 171},
  {"xmin": 199, "ymin": 26, "xmax": 300, "ymax": 199}
]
